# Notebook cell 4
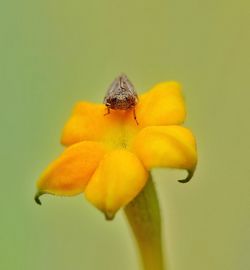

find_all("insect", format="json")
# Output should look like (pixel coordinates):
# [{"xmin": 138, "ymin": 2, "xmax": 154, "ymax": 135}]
[{"xmin": 103, "ymin": 74, "xmax": 139, "ymax": 124}]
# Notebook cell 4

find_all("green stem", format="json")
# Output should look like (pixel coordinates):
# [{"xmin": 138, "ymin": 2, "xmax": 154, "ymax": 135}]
[{"xmin": 124, "ymin": 175, "xmax": 165, "ymax": 270}]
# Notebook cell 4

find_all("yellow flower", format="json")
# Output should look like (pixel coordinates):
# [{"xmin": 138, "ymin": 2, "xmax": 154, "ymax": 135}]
[{"xmin": 35, "ymin": 81, "xmax": 197, "ymax": 219}]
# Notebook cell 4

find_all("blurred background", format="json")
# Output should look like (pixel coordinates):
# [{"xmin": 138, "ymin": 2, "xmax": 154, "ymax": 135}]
[{"xmin": 1, "ymin": 0, "xmax": 250, "ymax": 269}]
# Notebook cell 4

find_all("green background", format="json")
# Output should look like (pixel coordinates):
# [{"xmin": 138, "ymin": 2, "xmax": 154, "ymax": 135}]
[{"xmin": 1, "ymin": 0, "xmax": 249, "ymax": 269}]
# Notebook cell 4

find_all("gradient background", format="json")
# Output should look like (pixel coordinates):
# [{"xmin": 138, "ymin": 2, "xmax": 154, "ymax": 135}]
[{"xmin": 1, "ymin": 0, "xmax": 250, "ymax": 269}]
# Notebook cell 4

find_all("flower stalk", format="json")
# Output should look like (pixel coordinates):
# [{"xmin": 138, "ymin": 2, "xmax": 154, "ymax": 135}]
[{"xmin": 125, "ymin": 174, "xmax": 165, "ymax": 270}]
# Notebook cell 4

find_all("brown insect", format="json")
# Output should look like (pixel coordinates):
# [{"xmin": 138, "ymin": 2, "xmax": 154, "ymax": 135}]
[{"xmin": 104, "ymin": 74, "xmax": 139, "ymax": 124}]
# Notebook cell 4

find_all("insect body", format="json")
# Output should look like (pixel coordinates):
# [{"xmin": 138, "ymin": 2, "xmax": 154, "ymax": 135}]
[{"xmin": 104, "ymin": 74, "xmax": 139, "ymax": 124}]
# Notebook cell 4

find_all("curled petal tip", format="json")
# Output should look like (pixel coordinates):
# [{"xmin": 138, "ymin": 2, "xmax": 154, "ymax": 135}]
[
  {"xmin": 178, "ymin": 170, "xmax": 194, "ymax": 184},
  {"xmin": 104, "ymin": 211, "xmax": 116, "ymax": 221},
  {"xmin": 34, "ymin": 191, "xmax": 44, "ymax": 205}
]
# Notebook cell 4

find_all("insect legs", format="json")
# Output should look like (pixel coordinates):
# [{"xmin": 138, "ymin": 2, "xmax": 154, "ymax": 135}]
[
  {"xmin": 133, "ymin": 108, "xmax": 139, "ymax": 125},
  {"xmin": 104, "ymin": 106, "xmax": 110, "ymax": 116}
]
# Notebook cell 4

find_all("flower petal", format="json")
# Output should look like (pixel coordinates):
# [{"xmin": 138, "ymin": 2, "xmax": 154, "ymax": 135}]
[
  {"xmin": 133, "ymin": 126, "xmax": 197, "ymax": 182},
  {"xmin": 136, "ymin": 82, "xmax": 186, "ymax": 127},
  {"xmin": 61, "ymin": 102, "xmax": 107, "ymax": 146},
  {"xmin": 84, "ymin": 150, "xmax": 148, "ymax": 219},
  {"xmin": 35, "ymin": 141, "xmax": 106, "ymax": 204},
  {"xmin": 61, "ymin": 102, "xmax": 139, "ymax": 146}
]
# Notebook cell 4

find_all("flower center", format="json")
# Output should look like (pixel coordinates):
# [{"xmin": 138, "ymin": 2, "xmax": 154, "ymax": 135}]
[{"xmin": 102, "ymin": 110, "xmax": 140, "ymax": 151}]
